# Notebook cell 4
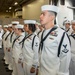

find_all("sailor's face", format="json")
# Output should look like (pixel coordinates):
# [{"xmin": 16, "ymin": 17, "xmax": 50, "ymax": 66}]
[
  {"xmin": 14, "ymin": 28, "xmax": 18, "ymax": 34},
  {"xmin": 65, "ymin": 23, "xmax": 70, "ymax": 29},
  {"xmin": 40, "ymin": 10, "xmax": 51, "ymax": 27},
  {"xmin": 72, "ymin": 23, "xmax": 75, "ymax": 31},
  {"xmin": 4, "ymin": 28, "xmax": 7, "ymax": 31},
  {"xmin": 24, "ymin": 24, "xmax": 29, "ymax": 32},
  {"xmin": 12, "ymin": 24, "xmax": 17, "ymax": 30}
]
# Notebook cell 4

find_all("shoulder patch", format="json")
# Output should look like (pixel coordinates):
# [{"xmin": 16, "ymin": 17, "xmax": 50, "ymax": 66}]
[
  {"xmin": 62, "ymin": 44, "xmax": 69, "ymax": 53},
  {"xmin": 35, "ymin": 42, "xmax": 38, "ymax": 47}
]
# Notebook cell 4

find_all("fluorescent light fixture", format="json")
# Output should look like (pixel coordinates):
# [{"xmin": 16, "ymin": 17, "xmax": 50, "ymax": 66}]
[{"xmin": 67, "ymin": 6, "xmax": 75, "ymax": 9}]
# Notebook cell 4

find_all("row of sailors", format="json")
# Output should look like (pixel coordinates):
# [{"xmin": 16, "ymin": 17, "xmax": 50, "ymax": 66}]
[
  {"xmin": 2, "ymin": 19, "xmax": 75, "ymax": 75},
  {"xmin": 63, "ymin": 20, "xmax": 75, "ymax": 75},
  {"xmin": 2, "ymin": 20, "xmax": 43, "ymax": 75},
  {"xmin": 1, "ymin": 5, "xmax": 75, "ymax": 75}
]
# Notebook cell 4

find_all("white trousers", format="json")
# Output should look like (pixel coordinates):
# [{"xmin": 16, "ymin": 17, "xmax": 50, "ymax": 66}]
[
  {"xmin": 12, "ymin": 58, "xmax": 24, "ymax": 75},
  {"xmin": 12, "ymin": 58, "xmax": 18, "ymax": 75},
  {"xmin": 7, "ymin": 49, "xmax": 13, "ymax": 70}
]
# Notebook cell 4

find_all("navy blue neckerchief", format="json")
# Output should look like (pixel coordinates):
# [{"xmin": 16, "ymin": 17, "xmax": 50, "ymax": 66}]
[
  {"xmin": 70, "ymin": 33, "xmax": 75, "ymax": 40},
  {"xmin": 5, "ymin": 32, "xmax": 11, "ymax": 41},
  {"xmin": 39, "ymin": 26, "xmax": 58, "ymax": 51},
  {"xmin": 2, "ymin": 32, "xmax": 6, "ymax": 38},
  {"xmin": 12, "ymin": 35, "xmax": 21, "ymax": 48},
  {"xmin": 20, "ymin": 34, "xmax": 33, "ymax": 48},
  {"xmin": 10, "ymin": 32, "xmax": 14, "ymax": 43},
  {"xmin": 66, "ymin": 28, "xmax": 70, "ymax": 32}
]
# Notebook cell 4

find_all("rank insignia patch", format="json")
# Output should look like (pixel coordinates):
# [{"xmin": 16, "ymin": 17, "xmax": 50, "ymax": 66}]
[
  {"xmin": 35, "ymin": 42, "xmax": 38, "ymax": 47},
  {"xmin": 49, "ymin": 37, "xmax": 54, "ymax": 40},
  {"xmin": 62, "ymin": 44, "xmax": 69, "ymax": 53},
  {"xmin": 50, "ymin": 31, "xmax": 58, "ymax": 36}
]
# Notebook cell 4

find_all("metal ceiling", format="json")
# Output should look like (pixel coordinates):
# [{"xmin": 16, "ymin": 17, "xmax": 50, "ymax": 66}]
[
  {"xmin": 0, "ymin": 0, "xmax": 32, "ymax": 13},
  {"xmin": 0, "ymin": 0, "xmax": 75, "ymax": 13}
]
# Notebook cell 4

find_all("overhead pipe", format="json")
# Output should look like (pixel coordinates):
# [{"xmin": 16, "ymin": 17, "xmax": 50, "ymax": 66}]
[
  {"xmin": 19, "ymin": 0, "xmax": 36, "ymax": 5},
  {"xmin": 67, "ymin": 6, "xmax": 75, "ymax": 9}
]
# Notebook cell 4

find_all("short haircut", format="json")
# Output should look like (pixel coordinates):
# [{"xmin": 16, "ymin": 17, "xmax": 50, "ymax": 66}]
[
  {"xmin": 12, "ymin": 24, "xmax": 17, "ymax": 25},
  {"xmin": 48, "ymin": 11, "xmax": 57, "ymax": 17},
  {"xmin": 28, "ymin": 24, "xmax": 36, "ymax": 32},
  {"xmin": 18, "ymin": 28, "xmax": 24, "ymax": 32},
  {"xmin": 48, "ymin": 11, "xmax": 57, "ymax": 24}
]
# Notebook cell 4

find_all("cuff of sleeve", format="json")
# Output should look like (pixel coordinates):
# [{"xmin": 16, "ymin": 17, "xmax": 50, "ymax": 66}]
[
  {"xmin": 32, "ymin": 65, "xmax": 36, "ymax": 67},
  {"xmin": 32, "ymin": 65, "xmax": 39, "ymax": 69}
]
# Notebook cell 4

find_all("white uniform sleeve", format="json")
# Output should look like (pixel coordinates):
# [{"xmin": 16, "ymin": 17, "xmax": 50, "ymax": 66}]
[
  {"xmin": 58, "ymin": 33, "xmax": 71, "ymax": 75},
  {"xmin": 32, "ymin": 36, "xmax": 39, "ymax": 67}
]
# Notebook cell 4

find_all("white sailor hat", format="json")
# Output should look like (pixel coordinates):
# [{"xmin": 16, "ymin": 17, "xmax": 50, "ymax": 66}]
[
  {"xmin": 15, "ymin": 24, "xmax": 24, "ymax": 29},
  {"xmin": 64, "ymin": 20, "xmax": 70, "ymax": 24},
  {"xmin": 41, "ymin": 5, "xmax": 59, "ymax": 13},
  {"xmin": 3, "ymin": 25, "xmax": 8, "ymax": 28},
  {"xmin": 71, "ymin": 20, "xmax": 75, "ymax": 23},
  {"xmin": 12, "ymin": 21, "xmax": 19, "ymax": 25},
  {"xmin": 8, "ymin": 24, "xmax": 12, "ymax": 27},
  {"xmin": 24, "ymin": 20, "xmax": 36, "ymax": 24}
]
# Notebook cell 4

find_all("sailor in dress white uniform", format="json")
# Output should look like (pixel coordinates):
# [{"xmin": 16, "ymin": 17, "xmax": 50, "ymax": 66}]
[
  {"xmin": 69, "ymin": 20, "xmax": 75, "ymax": 75},
  {"xmin": 22, "ymin": 20, "xmax": 39, "ymax": 75},
  {"xmin": 38, "ymin": 5, "xmax": 71, "ymax": 75}
]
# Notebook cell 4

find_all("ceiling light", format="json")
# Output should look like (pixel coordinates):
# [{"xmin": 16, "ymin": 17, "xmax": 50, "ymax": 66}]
[
  {"xmin": 9, "ymin": 7, "xmax": 12, "ymax": 9},
  {"xmin": 15, "ymin": 9, "xmax": 17, "ymax": 11},
  {"xmin": 14, "ymin": 2, "xmax": 18, "ymax": 5},
  {"xmin": 6, "ymin": 10, "xmax": 8, "ymax": 12}
]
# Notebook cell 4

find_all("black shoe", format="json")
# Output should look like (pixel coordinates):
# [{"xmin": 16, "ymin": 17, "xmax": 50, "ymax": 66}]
[
  {"xmin": 6, "ymin": 69, "xmax": 13, "ymax": 72},
  {"xmin": 2, "ymin": 58, "xmax": 5, "ymax": 61},
  {"xmin": 4, "ymin": 63, "xmax": 9, "ymax": 66}
]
